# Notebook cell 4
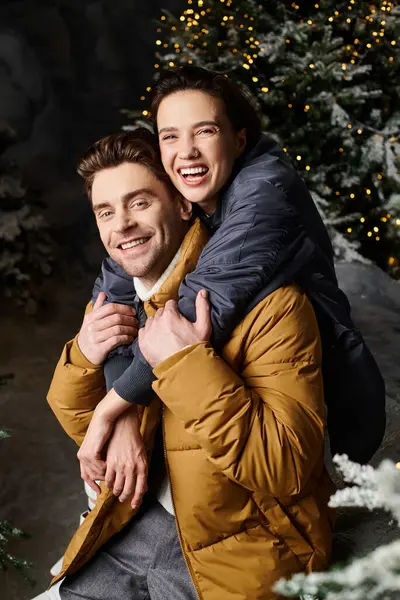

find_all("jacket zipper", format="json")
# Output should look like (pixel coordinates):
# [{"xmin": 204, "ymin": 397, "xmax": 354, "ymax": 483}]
[{"xmin": 162, "ymin": 409, "xmax": 202, "ymax": 600}]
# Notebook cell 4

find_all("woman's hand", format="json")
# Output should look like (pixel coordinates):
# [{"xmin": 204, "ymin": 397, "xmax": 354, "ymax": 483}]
[
  {"xmin": 78, "ymin": 292, "xmax": 137, "ymax": 366},
  {"xmin": 105, "ymin": 406, "xmax": 148, "ymax": 509},
  {"xmin": 77, "ymin": 409, "xmax": 112, "ymax": 494},
  {"xmin": 77, "ymin": 388, "xmax": 131, "ymax": 493},
  {"xmin": 139, "ymin": 290, "xmax": 211, "ymax": 368}
]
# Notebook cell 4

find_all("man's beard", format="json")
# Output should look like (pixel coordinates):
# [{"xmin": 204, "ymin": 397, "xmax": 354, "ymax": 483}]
[{"xmin": 109, "ymin": 248, "xmax": 158, "ymax": 279}]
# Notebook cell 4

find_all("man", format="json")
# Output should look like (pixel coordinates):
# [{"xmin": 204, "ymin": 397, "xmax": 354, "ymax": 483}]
[{"xmin": 35, "ymin": 130, "xmax": 333, "ymax": 600}]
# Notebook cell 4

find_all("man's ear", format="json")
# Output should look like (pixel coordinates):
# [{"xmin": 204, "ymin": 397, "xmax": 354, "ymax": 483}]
[
  {"xmin": 235, "ymin": 128, "xmax": 247, "ymax": 157},
  {"xmin": 177, "ymin": 195, "xmax": 193, "ymax": 221}
]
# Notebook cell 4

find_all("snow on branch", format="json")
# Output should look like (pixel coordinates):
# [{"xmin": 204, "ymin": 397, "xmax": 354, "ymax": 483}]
[
  {"xmin": 330, "ymin": 455, "xmax": 400, "ymax": 525},
  {"xmin": 275, "ymin": 456, "xmax": 400, "ymax": 599}
]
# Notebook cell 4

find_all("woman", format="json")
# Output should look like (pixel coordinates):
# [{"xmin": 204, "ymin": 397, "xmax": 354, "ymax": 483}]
[{"xmin": 79, "ymin": 65, "xmax": 385, "ymax": 492}]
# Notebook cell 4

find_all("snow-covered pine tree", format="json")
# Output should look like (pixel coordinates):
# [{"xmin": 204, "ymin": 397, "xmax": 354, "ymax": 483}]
[
  {"xmin": 0, "ymin": 123, "xmax": 53, "ymax": 312},
  {"xmin": 275, "ymin": 454, "xmax": 400, "ymax": 600},
  {"xmin": 135, "ymin": 0, "xmax": 400, "ymax": 273}
]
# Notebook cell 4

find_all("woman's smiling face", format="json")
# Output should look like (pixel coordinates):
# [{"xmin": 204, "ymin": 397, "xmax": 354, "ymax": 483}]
[{"xmin": 157, "ymin": 90, "xmax": 246, "ymax": 214}]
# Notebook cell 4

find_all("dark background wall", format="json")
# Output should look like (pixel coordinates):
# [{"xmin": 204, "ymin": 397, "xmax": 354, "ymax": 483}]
[{"xmin": 0, "ymin": 0, "xmax": 183, "ymax": 267}]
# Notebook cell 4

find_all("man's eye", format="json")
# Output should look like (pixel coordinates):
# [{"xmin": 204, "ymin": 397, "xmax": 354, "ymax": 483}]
[
  {"xmin": 162, "ymin": 134, "xmax": 177, "ymax": 141},
  {"xmin": 132, "ymin": 199, "xmax": 149, "ymax": 209},
  {"xmin": 197, "ymin": 128, "xmax": 216, "ymax": 136},
  {"xmin": 98, "ymin": 211, "xmax": 113, "ymax": 220}
]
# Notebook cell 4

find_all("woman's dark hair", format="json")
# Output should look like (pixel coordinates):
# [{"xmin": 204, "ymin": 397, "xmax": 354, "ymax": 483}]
[{"xmin": 151, "ymin": 66, "xmax": 262, "ymax": 153}]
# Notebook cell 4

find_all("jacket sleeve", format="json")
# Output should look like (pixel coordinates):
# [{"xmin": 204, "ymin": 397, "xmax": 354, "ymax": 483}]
[
  {"xmin": 92, "ymin": 257, "xmax": 136, "ymax": 306},
  {"xmin": 178, "ymin": 180, "xmax": 316, "ymax": 350},
  {"xmin": 46, "ymin": 302, "xmax": 106, "ymax": 446},
  {"xmin": 153, "ymin": 285, "xmax": 324, "ymax": 498}
]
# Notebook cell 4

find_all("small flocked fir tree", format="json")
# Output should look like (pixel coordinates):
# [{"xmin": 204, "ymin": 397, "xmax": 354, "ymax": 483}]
[
  {"xmin": 0, "ymin": 123, "xmax": 53, "ymax": 312},
  {"xmin": 0, "ymin": 374, "xmax": 32, "ymax": 582},
  {"xmin": 134, "ymin": 0, "xmax": 400, "ymax": 274},
  {"xmin": 275, "ymin": 455, "xmax": 400, "ymax": 600}
]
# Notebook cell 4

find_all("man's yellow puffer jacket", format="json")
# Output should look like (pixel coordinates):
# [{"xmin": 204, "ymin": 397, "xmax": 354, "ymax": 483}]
[{"xmin": 47, "ymin": 219, "xmax": 334, "ymax": 599}]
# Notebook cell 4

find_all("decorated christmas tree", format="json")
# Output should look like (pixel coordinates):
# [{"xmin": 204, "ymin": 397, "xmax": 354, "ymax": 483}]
[{"xmin": 133, "ymin": 0, "xmax": 400, "ymax": 273}]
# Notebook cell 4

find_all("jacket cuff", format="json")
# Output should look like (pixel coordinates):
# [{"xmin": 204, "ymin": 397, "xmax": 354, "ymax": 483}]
[
  {"xmin": 113, "ymin": 356, "xmax": 155, "ymax": 406},
  {"xmin": 67, "ymin": 336, "xmax": 103, "ymax": 370}
]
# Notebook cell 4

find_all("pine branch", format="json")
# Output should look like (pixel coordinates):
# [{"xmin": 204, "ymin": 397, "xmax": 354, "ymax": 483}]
[{"xmin": 276, "ymin": 456, "xmax": 400, "ymax": 599}]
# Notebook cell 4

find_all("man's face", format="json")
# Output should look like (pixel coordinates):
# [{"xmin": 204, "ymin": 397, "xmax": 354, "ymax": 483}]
[
  {"xmin": 92, "ymin": 162, "xmax": 191, "ymax": 285},
  {"xmin": 157, "ymin": 90, "xmax": 246, "ymax": 215}
]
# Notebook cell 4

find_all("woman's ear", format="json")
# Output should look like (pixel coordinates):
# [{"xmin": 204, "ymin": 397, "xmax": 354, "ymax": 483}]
[{"xmin": 235, "ymin": 128, "xmax": 247, "ymax": 157}]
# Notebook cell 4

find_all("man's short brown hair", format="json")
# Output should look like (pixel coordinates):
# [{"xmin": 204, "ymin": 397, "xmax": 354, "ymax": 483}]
[{"xmin": 77, "ymin": 128, "xmax": 172, "ymax": 199}]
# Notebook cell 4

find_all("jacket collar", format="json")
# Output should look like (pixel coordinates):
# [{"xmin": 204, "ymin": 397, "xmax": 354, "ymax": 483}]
[
  {"xmin": 134, "ymin": 245, "xmax": 181, "ymax": 302},
  {"xmin": 144, "ymin": 218, "xmax": 210, "ymax": 314}
]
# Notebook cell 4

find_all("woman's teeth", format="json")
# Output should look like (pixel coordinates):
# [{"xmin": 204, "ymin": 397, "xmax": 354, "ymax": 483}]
[
  {"xmin": 120, "ymin": 238, "xmax": 149, "ymax": 250},
  {"xmin": 180, "ymin": 167, "xmax": 208, "ymax": 179}
]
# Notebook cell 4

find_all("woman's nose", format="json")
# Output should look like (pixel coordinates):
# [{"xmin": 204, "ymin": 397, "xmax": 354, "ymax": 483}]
[{"xmin": 178, "ymin": 136, "xmax": 200, "ymax": 160}]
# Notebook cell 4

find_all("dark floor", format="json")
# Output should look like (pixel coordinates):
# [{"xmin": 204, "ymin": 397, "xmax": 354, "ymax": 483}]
[
  {"xmin": 0, "ymin": 277, "xmax": 93, "ymax": 600},
  {"xmin": 0, "ymin": 263, "xmax": 399, "ymax": 600}
]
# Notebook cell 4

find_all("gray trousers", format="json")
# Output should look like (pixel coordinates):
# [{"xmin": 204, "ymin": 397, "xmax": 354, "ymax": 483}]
[{"xmin": 59, "ymin": 498, "xmax": 197, "ymax": 600}]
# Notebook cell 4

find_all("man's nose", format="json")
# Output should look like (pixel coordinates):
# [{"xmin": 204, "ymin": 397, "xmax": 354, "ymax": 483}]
[{"xmin": 113, "ymin": 209, "xmax": 135, "ymax": 233}]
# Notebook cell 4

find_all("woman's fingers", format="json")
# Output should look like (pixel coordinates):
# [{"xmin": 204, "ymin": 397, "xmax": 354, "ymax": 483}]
[
  {"xmin": 105, "ymin": 463, "xmax": 116, "ymax": 490},
  {"xmin": 118, "ymin": 471, "xmax": 136, "ymax": 504},
  {"xmin": 96, "ymin": 325, "xmax": 138, "ymax": 343},
  {"xmin": 112, "ymin": 470, "xmax": 126, "ymax": 498},
  {"xmin": 130, "ymin": 471, "xmax": 148, "ymax": 510},
  {"xmin": 80, "ymin": 463, "xmax": 101, "ymax": 494}
]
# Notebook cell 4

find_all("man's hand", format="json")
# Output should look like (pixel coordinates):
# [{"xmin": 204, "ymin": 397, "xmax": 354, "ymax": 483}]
[
  {"xmin": 139, "ymin": 290, "xmax": 211, "ymax": 368},
  {"xmin": 105, "ymin": 407, "xmax": 148, "ymax": 509},
  {"xmin": 78, "ymin": 292, "xmax": 138, "ymax": 365}
]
